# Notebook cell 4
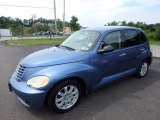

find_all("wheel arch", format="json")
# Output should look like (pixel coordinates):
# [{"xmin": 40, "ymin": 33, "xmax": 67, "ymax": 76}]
[
  {"xmin": 44, "ymin": 76, "xmax": 87, "ymax": 105},
  {"xmin": 145, "ymin": 56, "xmax": 152, "ymax": 66}
]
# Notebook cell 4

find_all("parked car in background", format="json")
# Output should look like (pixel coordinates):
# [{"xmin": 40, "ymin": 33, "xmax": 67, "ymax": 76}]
[
  {"xmin": 57, "ymin": 31, "xmax": 64, "ymax": 35},
  {"xmin": 37, "ymin": 31, "xmax": 56, "ymax": 35},
  {"xmin": 8, "ymin": 26, "xmax": 152, "ymax": 113},
  {"xmin": 63, "ymin": 32, "xmax": 71, "ymax": 36}
]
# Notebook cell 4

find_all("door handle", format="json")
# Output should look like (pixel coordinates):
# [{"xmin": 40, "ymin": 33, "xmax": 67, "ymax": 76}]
[
  {"xmin": 119, "ymin": 53, "xmax": 126, "ymax": 57},
  {"xmin": 140, "ymin": 48, "xmax": 145, "ymax": 51}
]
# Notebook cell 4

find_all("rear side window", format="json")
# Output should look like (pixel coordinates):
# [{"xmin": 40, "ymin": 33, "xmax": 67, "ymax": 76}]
[
  {"xmin": 138, "ymin": 30, "xmax": 147, "ymax": 44},
  {"xmin": 123, "ymin": 30, "xmax": 140, "ymax": 47}
]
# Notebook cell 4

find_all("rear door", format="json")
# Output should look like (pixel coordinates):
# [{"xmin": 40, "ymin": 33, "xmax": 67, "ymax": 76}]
[{"xmin": 122, "ymin": 29, "xmax": 141, "ymax": 70}]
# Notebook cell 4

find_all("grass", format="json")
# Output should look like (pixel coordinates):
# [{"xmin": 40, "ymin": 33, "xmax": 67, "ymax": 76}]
[
  {"xmin": 149, "ymin": 40, "xmax": 160, "ymax": 46},
  {"xmin": 6, "ymin": 38, "xmax": 65, "ymax": 45}
]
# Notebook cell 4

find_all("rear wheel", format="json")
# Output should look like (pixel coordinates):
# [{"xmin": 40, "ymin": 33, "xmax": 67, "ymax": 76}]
[
  {"xmin": 47, "ymin": 80, "xmax": 82, "ymax": 113},
  {"xmin": 136, "ymin": 60, "xmax": 149, "ymax": 78}
]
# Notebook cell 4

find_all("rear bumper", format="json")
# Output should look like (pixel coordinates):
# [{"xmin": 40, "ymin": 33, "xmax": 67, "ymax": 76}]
[{"xmin": 9, "ymin": 74, "xmax": 47, "ymax": 109}]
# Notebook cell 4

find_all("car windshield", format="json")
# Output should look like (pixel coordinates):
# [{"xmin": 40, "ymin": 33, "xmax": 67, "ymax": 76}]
[{"xmin": 60, "ymin": 30, "xmax": 101, "ymax": 51}]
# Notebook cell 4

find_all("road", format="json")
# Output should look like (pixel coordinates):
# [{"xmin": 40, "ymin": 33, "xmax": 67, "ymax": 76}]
[
  {"xmin": 0, "ymin": 43, "xmax": 160, "ymax": 120},
  {"xmin": 0, "ymin": 35, "xmax": 66, "ymax": 41}
]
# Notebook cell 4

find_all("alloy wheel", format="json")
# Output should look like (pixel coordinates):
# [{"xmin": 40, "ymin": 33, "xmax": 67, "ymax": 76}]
[{"xmin": 55, "ymin": 85, "xmax": 79, "ymax": 110}]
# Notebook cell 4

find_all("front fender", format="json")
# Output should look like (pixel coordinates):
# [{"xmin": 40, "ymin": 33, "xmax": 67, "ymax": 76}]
[
  {"xmin": 23, "ymin": 60, "xmax": 93, "ymax": 91},
  {"xmin": 49, "ymin": 61, "xmax": 93, "ymax": 90}
]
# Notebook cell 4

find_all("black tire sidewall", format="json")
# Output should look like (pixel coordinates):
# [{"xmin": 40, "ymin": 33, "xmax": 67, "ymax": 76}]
[{"xmin": 47, "ymin": 80, "xmax": 82, "ymax": 113}]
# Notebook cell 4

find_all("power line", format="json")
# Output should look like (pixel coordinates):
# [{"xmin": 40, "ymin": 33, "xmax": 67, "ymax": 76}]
[{"xmin": 0, "ymin": 4, "xmax": 53, "ymax": 9}]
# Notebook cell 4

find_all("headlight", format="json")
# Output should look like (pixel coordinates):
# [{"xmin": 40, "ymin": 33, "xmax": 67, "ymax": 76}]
[{"xmin": 27, "ymin": 76, "xmax": 50, "ymax": 88}]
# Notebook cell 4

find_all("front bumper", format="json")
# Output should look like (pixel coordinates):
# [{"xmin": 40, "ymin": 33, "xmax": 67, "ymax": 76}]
[{"xmin": 9, "ymin": 73, "xmax": 47, "ymax": 109}]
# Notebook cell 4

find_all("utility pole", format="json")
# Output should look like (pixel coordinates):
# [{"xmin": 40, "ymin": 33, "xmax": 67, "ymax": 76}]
[
  {"xmin": 32, "ymin": 14, "xmax": 36, "ymax": 34},
  {"xmin": 63, "ymin": 0, "xmax": 65, "ymax": 33},
  {"xmin": 9, "ymin": 27, "xmax": 12, "ymax": 40},
  {"xmin": 22, "ymin": 21, "xmax": 25, "ymax": 38},
  {"xmin": 53, "ymin": 0, "xmax": 57, "ymax": 35}
]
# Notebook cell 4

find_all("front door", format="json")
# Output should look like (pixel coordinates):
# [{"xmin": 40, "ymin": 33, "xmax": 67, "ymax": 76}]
[{"xmin": 91, "ymin": 31, "xmax": 127, "ymax": 87}]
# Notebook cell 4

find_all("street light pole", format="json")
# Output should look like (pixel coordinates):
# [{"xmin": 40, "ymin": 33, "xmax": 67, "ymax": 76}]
[
  {"xmin": 63, "ymin": 0, "xmax": 65, "ymax": 33},
  {"xmin": 53, "ymin": 0, "xmax": 57, "ymax": 35}
]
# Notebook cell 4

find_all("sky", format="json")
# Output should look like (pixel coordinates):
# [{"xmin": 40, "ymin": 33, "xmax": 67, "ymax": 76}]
[{"xmin": 0, "ymin": 0, "xmax": 160, "ymax": 27}]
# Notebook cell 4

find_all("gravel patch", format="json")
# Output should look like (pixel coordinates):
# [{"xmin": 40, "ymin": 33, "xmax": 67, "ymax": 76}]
[{"xmin": 150, "ymin": 45, "xmax": 160, "ymax": 58}]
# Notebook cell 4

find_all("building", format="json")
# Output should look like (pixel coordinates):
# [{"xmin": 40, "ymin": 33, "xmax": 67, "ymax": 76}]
[
  {"xmin": 0, "ymin": 29, "xmax": 12, "ymax": 37},
  {"xmin": 64, "ymin": 27, "xmax": 71, "ymax": 33}
]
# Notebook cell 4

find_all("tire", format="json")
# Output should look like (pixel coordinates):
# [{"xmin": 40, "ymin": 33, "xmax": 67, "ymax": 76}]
[
  {"xmin": 136, "ymin": 60, "xmax": 149, "ymax": 78},
  {"xmin": 47, "ymin": 80, "xmax": 82, "ymax": 113}
]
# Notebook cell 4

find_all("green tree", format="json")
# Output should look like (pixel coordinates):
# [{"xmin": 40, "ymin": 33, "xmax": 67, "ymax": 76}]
[
  {"xmin": 121, "ymin": 21, "xmax": 127, "ymax": 26},
  {"xmin": 70, "ymin": 16, "xmax": 80, "ymax": 31},
  {"xmin": 25, "ymin": 27, "xmax": 34, "ymax": 34},
  {"xmin": 153, "ymin": 27, "xmax": 160, "ymax": 40},
  {"xmin": 35, "ymin": 24, "xmax": 49, "ymax": 32},
  {"xmin": 107, "ymin": 21, "xmax": 119, "ymax": 26},
  {"xmin": 56, "ymin": 19, "xmax": 63, "ymax": 31}
]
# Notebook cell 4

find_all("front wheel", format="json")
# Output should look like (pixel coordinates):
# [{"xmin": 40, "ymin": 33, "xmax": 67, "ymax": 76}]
[
  {"xmin": 47, "ymin": 80, "xmax": 82, "ymax": 113},
  {"xmin": 136, "ymin": 61, "xmax": 149, "ymax": 78}
]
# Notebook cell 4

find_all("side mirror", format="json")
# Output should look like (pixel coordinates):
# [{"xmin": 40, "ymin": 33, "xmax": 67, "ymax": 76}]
[{"xmin": 98, "ymin": 45, "xmax": 114, "ymax": 54}]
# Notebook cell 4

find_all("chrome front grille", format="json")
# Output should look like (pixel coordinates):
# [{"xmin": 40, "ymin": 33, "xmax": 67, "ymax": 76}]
[{"xmin": 16, "ymin": 65, "xmax": 26, "ymax": 81}]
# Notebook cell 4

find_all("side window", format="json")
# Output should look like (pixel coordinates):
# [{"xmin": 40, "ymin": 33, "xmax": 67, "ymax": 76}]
[
  {"xmin": 138, "ymin": 31, "xmax": 147, "ymax": 44},
  {"xmin": 103, "ymin": 31, "xmax": 122, "ymax": 50},
  {"xmin": 123, "ymin": 30, "xmax": 140, "ymax": 47}
]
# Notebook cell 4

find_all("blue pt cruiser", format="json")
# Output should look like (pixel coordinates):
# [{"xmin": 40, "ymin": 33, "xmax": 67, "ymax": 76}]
[{"xmin": 9, "ymin": 26, "xmax": 152, "ymax": 113}]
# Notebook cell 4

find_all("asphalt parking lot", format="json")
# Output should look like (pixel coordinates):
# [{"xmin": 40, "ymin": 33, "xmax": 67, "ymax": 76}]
[{"xmin": 0, "ymin": 42, "xmax": 160, "ymax": 120}]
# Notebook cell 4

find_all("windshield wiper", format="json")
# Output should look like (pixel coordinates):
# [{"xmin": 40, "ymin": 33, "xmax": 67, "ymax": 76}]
[{"xmin": 60, "ymin": 45, "xmax": 75, "ymax": 51}]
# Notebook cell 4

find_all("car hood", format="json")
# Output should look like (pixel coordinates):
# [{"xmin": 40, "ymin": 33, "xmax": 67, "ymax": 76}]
[{"xmin": 20, "ymin": 47, "xmax": 89, "ymax": 67}]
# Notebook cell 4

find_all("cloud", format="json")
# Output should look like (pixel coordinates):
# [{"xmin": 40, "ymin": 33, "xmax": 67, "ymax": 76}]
[
  {"xmin": 0, "ymin": 0, "xmax": 159, "ymax": 27},
  {"xmin": 135, "ymin": 0, "xmax": 160, "ymax": 7},
  {"xmin": 65, "ymin": 0, "xmax": 130, "ymax": 26},
  {"xmin": 74, "ymin": 0, "xmax": 160, "ymax": 27}
]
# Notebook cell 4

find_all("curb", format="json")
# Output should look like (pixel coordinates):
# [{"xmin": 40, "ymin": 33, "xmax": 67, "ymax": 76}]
[{"xmin": 153, "ymin": 56, "xmax": 160, "ymax": 59}]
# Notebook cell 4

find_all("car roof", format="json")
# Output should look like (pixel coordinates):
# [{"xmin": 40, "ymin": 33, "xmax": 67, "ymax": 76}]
[{"xmin": 84, "ymin": 26, "xmax": 142, "ymax": 33}]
